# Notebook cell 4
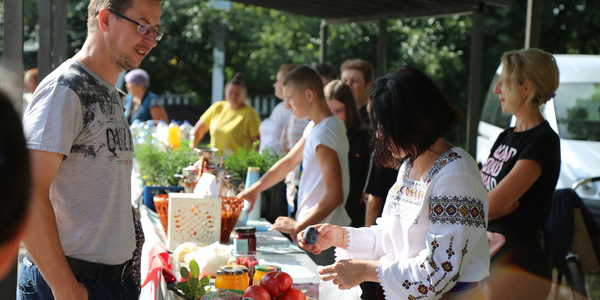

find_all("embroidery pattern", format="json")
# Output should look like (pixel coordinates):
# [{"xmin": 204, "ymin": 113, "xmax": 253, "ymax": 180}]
[
  {"xmin": 404, "ymin": 237, "xmax": 470, "ymax": 299},
  {"xmin": 383, "ymin": 149, "xmax": 463, "ymax": 222},
  {"xmin": 430, "ymin": 196, "xmax": 486, "ymax": 228}
]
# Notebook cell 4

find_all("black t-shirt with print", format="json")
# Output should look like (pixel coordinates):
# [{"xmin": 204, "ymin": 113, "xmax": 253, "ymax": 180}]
[{"xmin": 482, "ymin": 121, "xmax": 561, "ymax": 237}]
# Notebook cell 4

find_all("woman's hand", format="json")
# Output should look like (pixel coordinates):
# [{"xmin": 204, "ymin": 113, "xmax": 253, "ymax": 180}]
[
  {"xmin": 271, "ymin": 217, "xmax": 298, "ymax": 239},
  {"xmin": 236, "ymin": 188, "xmax": 259, "ymax": 211},
  {"xmin": 297, "ymin": 223, "xmax": 342, "ymax": 255},
  {"xmin": 318, "ymin": 259, "xmax": 379, "ymax": 290}
]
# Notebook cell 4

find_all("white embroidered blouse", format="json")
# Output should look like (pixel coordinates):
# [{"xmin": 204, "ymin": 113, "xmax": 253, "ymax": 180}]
[{"xmin": 335, "ymin": 148, "xmax": 490, "ymax": 300}]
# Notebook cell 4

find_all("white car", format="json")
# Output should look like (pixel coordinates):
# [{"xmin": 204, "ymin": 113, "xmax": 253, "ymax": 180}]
[{"xmin": 477, "ymin": 54, "xmax": 600, "ymax": 225}]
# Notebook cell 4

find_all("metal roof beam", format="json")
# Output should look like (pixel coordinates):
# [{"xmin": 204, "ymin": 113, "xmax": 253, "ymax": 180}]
[{"xmin": 325, "ymin": 3, "xmax": 476, "ymax": 25}]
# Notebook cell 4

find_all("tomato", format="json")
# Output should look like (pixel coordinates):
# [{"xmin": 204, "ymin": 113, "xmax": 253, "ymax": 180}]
[
  {"xmin": 260, "ymin": 271, "xmax": 293, "ymax": 298},
  {"xmin": 242, "ymin": 285, "xmax": 271, "ymax": 300},
  {"xmin": 280, "ymin": 288, "xmax": 306, "ymax": 300}
]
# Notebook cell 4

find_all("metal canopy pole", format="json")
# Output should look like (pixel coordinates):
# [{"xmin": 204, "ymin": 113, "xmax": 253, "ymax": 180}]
[
  {"xmin": 466, "ymin": 2, "xmax": 485, "ymax": 158},
  {"xmin": 53, "ymin": 0, "xmax": 69, "ymax": 67},
  {"xmin": 320, "ymin": 20, "xmax": 328, "ymax": 64},
  {"xmin": 1, "ymin": 0, "xmax": 24, "ymax": 116},
  {"xmin": 376, "ymin": 19, "xmax": 387, "ymax": 78},
  {"xmin": 38, "ymin": 0, "xmax": 53, "ymax": 81},
  {"xmin": 525, "ymin": 0, "xmax": 541, "ymax": 48}
]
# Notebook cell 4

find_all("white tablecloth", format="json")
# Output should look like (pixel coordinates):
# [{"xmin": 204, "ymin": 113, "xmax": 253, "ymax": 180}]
[{"xmin": 138, "ymin": 205, "xmax": 321, "ymax": 299}]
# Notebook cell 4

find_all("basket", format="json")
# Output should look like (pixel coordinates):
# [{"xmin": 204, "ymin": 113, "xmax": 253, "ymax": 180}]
[
  {"xmin": 144, "ymin": 185, "xmax": 184, "ymax": 212},
  {"xmin": 153, "ymin": 194, "xmax": 170, "ymax": 236},
  {"xmin": 220, "ymin": 196, "xmax": 245, "ymax": 243}
]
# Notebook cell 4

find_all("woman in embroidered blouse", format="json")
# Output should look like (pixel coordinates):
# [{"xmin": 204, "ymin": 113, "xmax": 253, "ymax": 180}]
[
  {"xmin": 480, "ymin": 49, "xmax": 560, "ymax": 300},
  {"xmin": 298, "ymin": 66, "xmax": 490, "ymax": 300}
]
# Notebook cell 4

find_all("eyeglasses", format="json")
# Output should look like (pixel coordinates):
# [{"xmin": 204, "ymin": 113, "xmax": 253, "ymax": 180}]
[{"xmin": 107, "ymin": 9, "xmax": 163, "ymax": 42}]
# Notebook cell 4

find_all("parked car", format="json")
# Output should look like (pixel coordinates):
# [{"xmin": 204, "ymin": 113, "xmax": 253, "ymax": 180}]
[{"xmin": 477, "ymin": 54, "xmax": 600, "ymax": 225}]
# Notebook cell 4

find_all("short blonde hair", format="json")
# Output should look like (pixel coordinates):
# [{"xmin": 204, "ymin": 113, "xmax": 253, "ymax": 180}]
[{"xmin": 501, "ymin": 48, "xmax": 559, "ymax": 112}]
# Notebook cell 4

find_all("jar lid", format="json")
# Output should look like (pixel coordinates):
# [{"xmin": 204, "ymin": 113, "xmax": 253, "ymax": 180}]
[
  {"xmin": 217, "ymin": 266, "xmax": 244, "ymax": 275},
  {"xmin": 224, "ymin": 264, "xmax": 249, "ymax": 272},
  {"xmin": 235, "ymin": 226, "xmax": 256, "ymax": 234},
  {"xmin": 255, "ymin": 264, "xmax": 281, "ymax": 272}
]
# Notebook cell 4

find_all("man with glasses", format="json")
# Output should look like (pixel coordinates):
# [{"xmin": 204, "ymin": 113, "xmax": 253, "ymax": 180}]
[{"xmin": 18, "ymin": 0, "xmax": 162, "ymax": 299}]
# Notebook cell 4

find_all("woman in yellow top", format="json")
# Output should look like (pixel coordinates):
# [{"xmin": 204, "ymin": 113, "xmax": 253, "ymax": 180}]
[{"xmin": 193, "ymin": 73, "xmax": 261, "ymax": 155}]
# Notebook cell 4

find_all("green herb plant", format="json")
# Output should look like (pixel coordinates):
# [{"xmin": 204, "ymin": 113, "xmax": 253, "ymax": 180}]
[
  {"xmin": 223, "ymin": 141, "xmax": 284, "ymax": 178},
  {"xmin": 135, "ymin": 143, "xmax": 198, "ymax": 186},
  {"xmin": 176, "ymin": 260, "xmax": 211, "ymax": 300}
]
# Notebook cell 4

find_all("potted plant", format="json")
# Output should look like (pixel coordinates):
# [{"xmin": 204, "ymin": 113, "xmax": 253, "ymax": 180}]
[
  {"xmin": 223, "ymin": 142, "xmax": 286, "ymax": 222},
  {"xmin": 135, "ymin": 143, "xmax": 198, "ymax": 211}
]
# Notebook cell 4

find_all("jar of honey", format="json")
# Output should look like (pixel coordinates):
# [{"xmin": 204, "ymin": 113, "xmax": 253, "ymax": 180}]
[
  {"xmin": 215, "ymin": 266, "xmax": 248, "ymax": 290},
  {"xmin": 223, "ymin": 265, "xmax": 250, "ymax": 288},
  {"xmin": 252, "ymin": 264, "xmax": 281, "ymax": 285}
]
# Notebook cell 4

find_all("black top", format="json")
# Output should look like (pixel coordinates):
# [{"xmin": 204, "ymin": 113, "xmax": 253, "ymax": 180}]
[
  {"xmin": 483, "ymin": 121, "xmax": 561, "ymax": 237},
  {"xmin": 345, "ymin": 127, "xmax": 371, "ymax": 228},
  {"xmin": 359, "ymin": 105, "xmax": 399, "ymax": 200}
]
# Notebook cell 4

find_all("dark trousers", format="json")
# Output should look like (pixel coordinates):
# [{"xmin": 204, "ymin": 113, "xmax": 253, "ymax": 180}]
[{"xmin": 17, "ymin": 262, "xmax": 139, "ymax": 300}]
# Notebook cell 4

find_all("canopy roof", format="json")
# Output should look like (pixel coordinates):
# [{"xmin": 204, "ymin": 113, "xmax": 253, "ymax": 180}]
[{"xmin": 231, "ymin": 0, "xmax": 511, "ymax": 24}]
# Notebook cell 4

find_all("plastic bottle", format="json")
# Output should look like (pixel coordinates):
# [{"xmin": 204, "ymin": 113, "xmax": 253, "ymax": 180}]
[
  {"xmin": 179, "ymin": 120, "xmax": 195, "ymax": 148},
  {"xmin": 141, "ymin": 121, "xmax": 156, "ymax": 144},
  {"xmin": 156, "ymin": 119, "xmax": 169, "ymax": 146},
  {"xmin": 245, "ymin": 167, "xmax": 261, "ymax": 221},
  {"xmin": 168, "ymin": 120, "xmax": 181, "ymax": 149},
  {"xmin": 130, "ymin": 119, "xmax": 141, "ymax": 139}
]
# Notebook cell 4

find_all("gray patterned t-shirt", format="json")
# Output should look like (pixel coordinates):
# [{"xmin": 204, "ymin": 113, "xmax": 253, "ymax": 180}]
[{"xmin": 23, "ymin": 59, "xmax": 135, "ymax": 265}]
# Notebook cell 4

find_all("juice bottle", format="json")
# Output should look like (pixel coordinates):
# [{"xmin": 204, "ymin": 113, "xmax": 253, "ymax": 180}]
[{"xmin": 168, "ymin": 120, "xmax": 180, "ymax": 149}]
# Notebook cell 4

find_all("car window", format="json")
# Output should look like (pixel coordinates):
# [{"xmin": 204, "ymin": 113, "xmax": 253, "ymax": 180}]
[
  {"xmin": 554, "ymin": 83, "xmax": 600, "ymax": 141},
  {"xmin": 481, "ymin": 74, "xmax": 512, "ymax": 128}
]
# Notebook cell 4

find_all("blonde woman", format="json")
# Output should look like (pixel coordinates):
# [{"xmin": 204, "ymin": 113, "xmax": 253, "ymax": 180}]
[{"xmin": 480, "ymin": 48, "xmax": 560, "ymax": 300}]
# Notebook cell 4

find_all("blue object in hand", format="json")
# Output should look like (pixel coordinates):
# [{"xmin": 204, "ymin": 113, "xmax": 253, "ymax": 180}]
[{"xmin": 303, "ymin": 226, "xmax": 319, "ymax": 244}]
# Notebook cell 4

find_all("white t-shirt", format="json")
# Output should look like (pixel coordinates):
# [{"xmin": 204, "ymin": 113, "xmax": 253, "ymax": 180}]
[
  {"xmin": 258, "ymin": 102, "xmax": 291, "ymax": 154},
  {"xmin": 336, "ymin": 148, "xmax": 490, "ymax": 300},
  {"xmin": 296, "ymin": 116, "xmax": 351, "ymax": 226},
  {"xmin": 23, "ymin": 59, "xmax": 135, "ymax": 265}
]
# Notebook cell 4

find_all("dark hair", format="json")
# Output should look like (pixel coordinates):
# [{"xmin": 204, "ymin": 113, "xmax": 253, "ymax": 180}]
[
  {"xmin": 369, "ymin": 66, "xmax": 461, "ymax": 168},
  {"xmin": 87, "ymin": 0, "xmax": 161, "ymax": 32},
  {"xmin": 340, "ymin": 59, "xmax": 374, "ymax": 84},
  {"xmin": 282, "ymin": 66, "xmax": 325, "ymax": 99},
  {"xmin": 0, "ymin": 90, "xmax": 31, "ymax": 245},
  {"xmin": 324, "ymin": 80, "xmax": 363, "ymax": 131},
  {"xmin": 227, "ymin": 72, "xmax": 246, "ymax": 90},
  {"xmin": 315, "ymin": 63, "xmax": 338, "ymax": 81}
]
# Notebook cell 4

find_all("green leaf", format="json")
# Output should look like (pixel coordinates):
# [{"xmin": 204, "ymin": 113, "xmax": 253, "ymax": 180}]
[
  {"xmin": 180, "ymin": 266, "xmax": 190, "ymax": 279},
  {"xmin": 188, "ymin": 277, "xmax": 199, "ymax": 288},
  {"xmin": 199, "ymin": 275, "xmax": 210, "ymax": 286},
  {"xmin": 190, "ymin": 260, "xmax": 200, "ymax": 278}
]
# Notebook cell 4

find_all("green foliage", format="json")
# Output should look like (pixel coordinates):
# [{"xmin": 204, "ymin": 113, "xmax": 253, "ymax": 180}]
[
  {"xmin": 223, "ymin": 141, "xmax": 283, "ymax": 178},
  {"xmin": 176, "ymin": 260, "xmax": 212, "ymax": 300},
  {"xmin": 134, "ymin": 143, "xmax": 197, "ymax": 186},
  {"xmin": 5, "ymin": 0, "xmax": 600, "ymax": 147}
]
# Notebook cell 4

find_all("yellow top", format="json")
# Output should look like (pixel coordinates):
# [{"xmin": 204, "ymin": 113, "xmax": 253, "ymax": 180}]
[{"xmin": 200, "ymin": 101, "xmax": 261, "ymax": 155}]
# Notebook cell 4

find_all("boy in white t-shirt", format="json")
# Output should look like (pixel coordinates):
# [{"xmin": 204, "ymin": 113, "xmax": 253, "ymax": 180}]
[{"xmin": 238, "ymin": 66, "xmax": 350, "ymax": 263}]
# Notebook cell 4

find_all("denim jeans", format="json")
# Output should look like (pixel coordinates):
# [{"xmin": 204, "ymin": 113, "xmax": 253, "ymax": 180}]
[{"xmin": 17, "ymin": 261, "xmax": 139, "ymax": 300}]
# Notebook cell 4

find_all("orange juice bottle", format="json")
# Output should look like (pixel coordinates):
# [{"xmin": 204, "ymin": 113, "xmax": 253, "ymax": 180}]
[{"xmin": 168, "ymin": 121, "xmax": 180, "ymax": 149}]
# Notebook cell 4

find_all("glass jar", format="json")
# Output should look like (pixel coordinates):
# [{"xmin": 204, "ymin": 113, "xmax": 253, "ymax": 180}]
[
  {"xmin": 234, "ymin": 226, "xmax": 257, "ymax": 253},
  {"xmin": 223, "ymin": 265, "xmax": 250, "ymax": 288},
  {"xmin": 252, "ymin": 264, "xmax": 281, "ymax": 285},
  {"xmin": 215, "ymin": 266, "xmax": 248, "ymax": 290}
]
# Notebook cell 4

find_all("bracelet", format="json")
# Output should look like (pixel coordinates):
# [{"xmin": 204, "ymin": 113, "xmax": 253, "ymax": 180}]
[{"xmin": 338, "ymin": 225, "xmax": 345, "ymax": 247}]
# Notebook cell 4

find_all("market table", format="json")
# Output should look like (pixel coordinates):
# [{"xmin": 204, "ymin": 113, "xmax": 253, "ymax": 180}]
[{"xmin": 138, "ymin": 205, "xmax": 321, "ymax": 299}]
